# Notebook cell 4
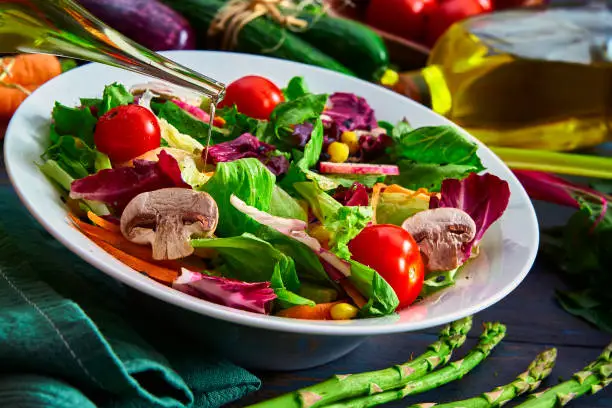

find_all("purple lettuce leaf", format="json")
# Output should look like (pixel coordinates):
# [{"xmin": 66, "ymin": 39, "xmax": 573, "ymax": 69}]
[
  {"xmin": 70, "ymin": 150, "xmax": 190, "ymax": 210},
  {"xmin": 430, "ymin": 172, "xmax": 510, "ymax": 259},
  {"xmin": 323, "ymin": 93, "xmax": 378, "ymax": 132},
  {"xmin": 201, "ymin": 133, "xmax": 289, "ymax": 176},
  {"xmin": 173, "ymin": 268, "xmax": 276, "ymax": 314},
  {"xmin": 293, "ymin": 122, "xmax": 314, "ymax": 147},
  {"xmin": 333, "ymin": 182, "xmax": 369, "ymax": 206}
]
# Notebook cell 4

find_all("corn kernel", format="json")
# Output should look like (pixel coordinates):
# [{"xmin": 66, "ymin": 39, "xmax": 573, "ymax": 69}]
[
  {"xmin": 309, "ymin": 224, "xmax": 331, "ymax": 247},
  {"xmin": 327, "ymin": 142, "xmax": 350, "ymax": 163},
  {"xmin": 331, "ymin": 303, "xmax": 359, "ymax": 320},
  {"xmin": 341, "ymin": 131, "xmax": 360, "ymax": 154}
]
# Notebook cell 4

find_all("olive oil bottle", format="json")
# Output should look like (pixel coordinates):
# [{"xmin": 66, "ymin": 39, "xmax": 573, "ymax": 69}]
[
  {"xmin": 0, "ymin": 0, "xmax": 225, "ymax": 100},
  {"xmin": 392, "ymin": 3, "xmax": 612, "ymax": 151}
]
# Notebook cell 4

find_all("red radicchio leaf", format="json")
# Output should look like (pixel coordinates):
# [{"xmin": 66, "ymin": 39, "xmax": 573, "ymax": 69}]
[
  {"xmin": 430, "ymin": 173, "xmax": 510, "ymax": 259},
  {"xmin": 512, "ymin": 170, "xmax": 609, "ymax": 229},
  {"xmin": 333, "ymin": 182, "xmax": 369, "ymax": 206},
  {"xmin": 70, "ymin": 150, "xmax": 190, "ymax": 210},
  {"xmin": 201, "ymin": 133, "xmax": 289, "ymax": 176},
  {"xmin": 173, "ymin": 269, "xmax": 276, "ymax": 314},
  {"xmin": 323, "ymin": 92, "xmax": 377, "ymax": 132}
]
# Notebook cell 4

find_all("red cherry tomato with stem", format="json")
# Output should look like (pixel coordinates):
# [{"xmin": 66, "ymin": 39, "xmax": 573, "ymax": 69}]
[
  {"xmin": 218, "ymin": 75, "xmax": 284, "ymax": 120},
  {"xmin": 94, "ymin": 104, "xmax": 161, "ymax": 163},
  {"xmin": 365, "ymin": 0, "xmax": 438, "ymax": 44},
  {"xmin": 348, "ymin": 224, "xmax": 425, "ymax": 309}
]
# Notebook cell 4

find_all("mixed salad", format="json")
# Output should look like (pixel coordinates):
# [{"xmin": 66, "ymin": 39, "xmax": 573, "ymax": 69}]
[{"xmin": 39, "ymin": 75, "xmax": 510, "ymax": 321}]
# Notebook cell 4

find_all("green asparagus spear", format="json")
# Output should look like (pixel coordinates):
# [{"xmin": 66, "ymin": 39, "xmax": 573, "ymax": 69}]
[
  {"xmin": 409, "ymin": 348, "xmax": 557, "ymax": 408},
  {"xmin": 324, "ymin": 322, "xmax": 507, "ymax": 408},
  {"xmin": 247, "ymin": 317, "xmax": 473, "ymax": 408},
  {"xmin": 514, "ymin": 341, "xmax": 612, "ymax": 408}
]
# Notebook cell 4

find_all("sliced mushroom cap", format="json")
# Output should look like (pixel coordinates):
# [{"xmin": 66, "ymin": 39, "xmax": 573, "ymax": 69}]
[
  {"xmin": 401, "ymin": 208, "xmax": 476, "ymax": 272},
  {"xmin": 130, "ymin": 82, "xmax": 203, "ymax": 106},
  {"xmin": 120, "ymin": 188, "xmax": 218, "ymax": 260}
]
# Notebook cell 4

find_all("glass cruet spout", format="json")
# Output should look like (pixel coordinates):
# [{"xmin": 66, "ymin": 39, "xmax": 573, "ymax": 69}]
[{"xmin": 0, "ymin": 0, "xmax": 226, "ymax": 102}]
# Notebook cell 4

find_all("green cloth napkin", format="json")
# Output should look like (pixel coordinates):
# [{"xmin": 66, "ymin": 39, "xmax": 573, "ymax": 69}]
[{"xmin": 0, "ymin": 186, "xmax": 260, "ymax": 408}]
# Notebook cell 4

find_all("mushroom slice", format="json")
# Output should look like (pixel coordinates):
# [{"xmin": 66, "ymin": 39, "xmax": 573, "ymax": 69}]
[
  {"xmin": 129, "ymin": 82, "xmax": 203, "ymax": 106},
  {"xmin": 120, "ymin": 188, "xmax": 218, "ymax": 261},
  {"xmin": 401, "ymin": 208, "xmax": 476, "ymax": 272}
]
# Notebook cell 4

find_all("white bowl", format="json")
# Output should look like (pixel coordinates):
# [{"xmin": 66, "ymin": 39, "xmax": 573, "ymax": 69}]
[{"xmin": 4, "ymin": 51, "xmax": 539, "ymax": 370}]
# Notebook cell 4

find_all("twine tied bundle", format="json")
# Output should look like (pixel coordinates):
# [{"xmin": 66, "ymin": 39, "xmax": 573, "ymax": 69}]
[{"xmin": 208, "ymin": 0, "xmax": 325, "ymax": 51}]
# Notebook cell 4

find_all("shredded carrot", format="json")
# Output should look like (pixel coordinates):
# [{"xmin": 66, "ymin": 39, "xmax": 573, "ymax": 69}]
[
  {"xmin": 86, "ymin": 211, "xmax": 120, "ymax": 233},
  {"xmin": 213, "ymin": 116, "xmax": 226, "ymax": 127},
  {"xmin": 91, "ymin": 237, "xmax": 179, "ymax": 284},
  {"xmin": 276, "ymin": 301, "xmax": 344, "ymax": 320},
  {"xmin": 339, "ymin": 279, "xmax": 367, "ymax": 308},
  {"xmin": 69, "ymin": 213, "xmax": 181, "ymax": 269},
  {"xmin": 370, "ymin": 183, "xmax": 387, "ymax": 225}
]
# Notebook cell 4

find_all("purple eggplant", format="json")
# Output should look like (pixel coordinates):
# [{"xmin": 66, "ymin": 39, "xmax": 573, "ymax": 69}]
[{"xmin": 78, "ymin": 0, "xmax": 196, "ymax": 51}]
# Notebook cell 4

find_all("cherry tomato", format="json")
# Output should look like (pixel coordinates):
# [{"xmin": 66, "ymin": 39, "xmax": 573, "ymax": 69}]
[
  {"xmin": 94, "ymin": 105, "xmax": 161, "ymax": 163},
  {"xmin": 365, "ymin": 0, "xmax": 438, "ymax": 44},
  {"xmin": 348, "ymin": 224, "xmax": 425, "ymax": 309},
  {"xmin": 218, "ymin": 75, "xmax": 284, "ymax": 120},
  {"xmin": 424, "ymin": 0, "xmax": 492, "ymax": 47}
]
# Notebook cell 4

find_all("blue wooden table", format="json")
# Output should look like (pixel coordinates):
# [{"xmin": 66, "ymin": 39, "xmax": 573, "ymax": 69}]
[{"xmin": 232, "ymin": 200, "xmax": 612, "ymax": 407}]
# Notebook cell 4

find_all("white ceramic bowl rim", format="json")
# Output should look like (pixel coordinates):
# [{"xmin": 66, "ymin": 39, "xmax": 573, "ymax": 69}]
[{"xmin": 5, "ymin": 51, "xmax": 539, "ymax": 336}]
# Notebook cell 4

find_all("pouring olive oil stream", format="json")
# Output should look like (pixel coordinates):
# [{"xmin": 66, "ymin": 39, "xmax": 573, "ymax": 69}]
[{"xmin": 0, "ymin": 0, "xmax": 226, "ymax": 155}]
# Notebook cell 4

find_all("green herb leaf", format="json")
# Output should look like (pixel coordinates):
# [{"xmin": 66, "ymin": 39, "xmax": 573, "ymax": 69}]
[
  {"xmin": 202, "ymin": 158, "xmax": 275, "ymax": 237},
  {"xmin": 218, "ymin": 105, "xmax": 264, "ymax": 140},
  {"xmin": 387, "ymin": 125, "xmax": 485, "ymax": 191},
  {"xmin": 51, "ymin": 102, "xmax": 97, "ymax": 147},
  {"xmin": 42, "ymin": 134, "xmax": 97, "ymax": 179},
  {"xmin": 268, "ymin": 93, "xmax": 328, "ymax": 143},
  {"xmin": 99, "ymin": 82, "xmax": 134, "ymax": 115},
  {"xmin": 282, "ymin": 76, "xmax": 310, "ymax": 101},
  {"xmin": 349, "ymin": 260, "xmax": 399, "ymax": 317},
  {"xmin": 298, "ymin": 118, "xmax": 323, "ymax": 171}
]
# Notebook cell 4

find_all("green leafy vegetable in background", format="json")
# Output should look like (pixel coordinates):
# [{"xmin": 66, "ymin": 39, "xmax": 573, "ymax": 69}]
[
  {"xmin": 218, "ymin": 105, "xmax": 266, "ymax": 140},
  {"xmin": 387, "ymin": 126, "xmax": 485, "ymax": 191},
  {"xmin": 542, "ymin": 196, "xmax": 612, "ymax": 333},
  {"xmin": 202, "ymin": 158, "xmax": 275, "ymax": 237}
]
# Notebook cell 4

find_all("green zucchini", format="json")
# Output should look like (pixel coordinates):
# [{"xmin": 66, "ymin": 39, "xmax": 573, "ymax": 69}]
[
  {"xmin": 295, "ymin": 13, "xmax": 390, "ymax": 82},
  {"xmin": 162, "ymin": 0, "xmax": 355, "ymax": 77}
]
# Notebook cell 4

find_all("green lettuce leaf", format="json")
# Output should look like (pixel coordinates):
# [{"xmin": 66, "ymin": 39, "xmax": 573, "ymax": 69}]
[
  {"xmin": 190, "ymin": 233, "xmax": 300, "ymax": 292},
  {"xmin": 298, "ymin": 118, "xmax": 324, "ymax": 171},
  {"xmin": 271, "ymin": 264, "xmax": 315, "ymax": 309},
  {"xmin": 255, "ymin": 225, "xmax": 334, "ymax": 286},
  {"xmin": 99, "ymin": 82, "xmax": 134, "ymax": 116},
  {"xmin": 202, "ymin": 158, "xmax": 275, "ymax": 237},
  {"xmin": 270, "ymin": 185, "xmax": 307, "ymax": 222},
  {"xmin": 294, "ymin": 181, "xmax": 372, "ymax": 260},
  {"xmin": 52, "ymin": 103, "xmax": 97, "ymax": 147},
  {"xmin": 349, "ymin": 260, "xmax": 399, "ymax": 317},
  {"xmin": 158, "ymin": 118, "xmax": 204, "ymax": 154},
  {"xmin": 282, "ymin": 76, "xmax": 309, "ymax": 101},
  {"xmin": 387, "ymin": 125, "xmax": 485, "ymax": 191},
  {"xmin": 80, "ymin": 98, "xmax": 102, "ymax": 110}
]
